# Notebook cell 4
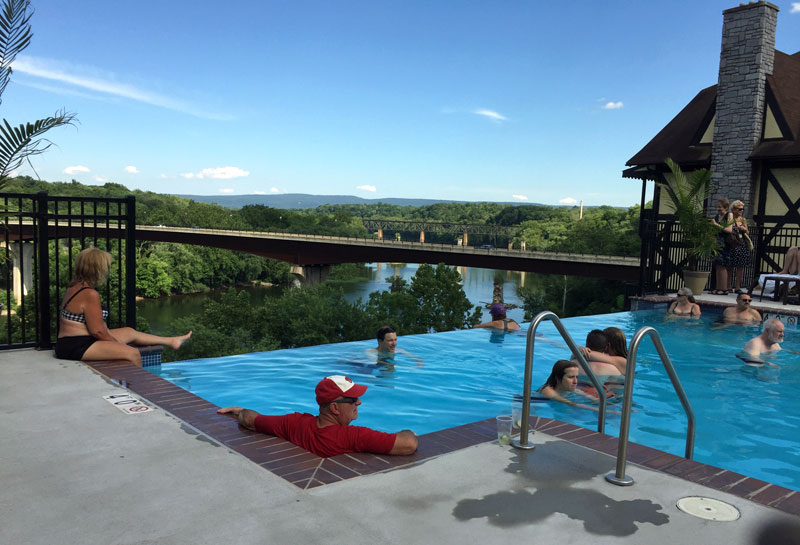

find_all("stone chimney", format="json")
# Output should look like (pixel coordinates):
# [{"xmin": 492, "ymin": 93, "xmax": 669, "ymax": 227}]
[{"xmin": 710, "ymin": 1, "xmax": 779, "ymax": 208}]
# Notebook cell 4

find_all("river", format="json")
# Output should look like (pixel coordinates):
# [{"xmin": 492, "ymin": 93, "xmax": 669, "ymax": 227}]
[{"xmin": 136, "ymin": 263, "xmax": 534, "ymax": 334}]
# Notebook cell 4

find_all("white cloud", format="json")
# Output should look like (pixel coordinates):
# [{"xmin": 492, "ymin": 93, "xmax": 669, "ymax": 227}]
[
  {"xmin": 125, "ymin": 165, "xmax": 139, "ymax": 174},
  {"xmin": 473, "ymin": 109, "xmax": 507, "ymax": 122},
  {"xmin": 159, "ymin": 174, "xmax": 172, "ymax": 179},
  {"xmin": 356, "ymin": 184, "xmax": 377, "ymax": 192},
  {"xmin": 12, "ymin": 55, "xmax": 233, "ymax": 121},
  {"xmin": 219, "ymin": 188, "xmax": 234, "ymax": 194},
  {"xmin": 512, "ymin": 194, "xmax": 528, "ymax": 201},
  {"xmin": 559, "ymin": 197, "xmax": 578, "ymax": 205},
  {"xmin": 270, "ymin": 187, "xmax": 280, "ymax": 193},
  {"xmin": 63, "ymin": 165, "xmax": 90, "ymax": 174},
  {"xmin": 180, "ymin": 166, "xmax": 249, "ymax": 179},
  {"xmin": 253, "ymin": 190, "xmax": 266, "ymax": 195},
  {"xmin": 93, "ymin": 175, "xmax": 108, "ymax": 182},
  {"xmin": 603, "ymin": 101, "xmax": 624, "ymax": 110},
  {"xmin": 791, "ymin": 3, "xmax": 800, "ymax": 13}
]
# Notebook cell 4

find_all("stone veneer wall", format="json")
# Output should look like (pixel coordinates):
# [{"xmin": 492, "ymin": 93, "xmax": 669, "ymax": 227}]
[{"xmin": 709, "ymin": 1, "xmax": 779, "ymax": 211}]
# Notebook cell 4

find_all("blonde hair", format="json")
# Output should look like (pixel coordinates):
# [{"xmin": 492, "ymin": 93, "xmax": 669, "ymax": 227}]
[
  {"xmin": 71, "ymin": 248, "xmax": 112, "ymax": 287},
  {"xmin": 730, "ymin": 200, "xmax": 745, "ymax": 212},
  {"xmin": 603, "ymin": 327, "xmax": 628, "ymax": 358}
]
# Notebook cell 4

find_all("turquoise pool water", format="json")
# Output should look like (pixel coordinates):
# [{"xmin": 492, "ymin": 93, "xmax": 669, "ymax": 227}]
[{"xmin": 152, "ymin": 309, "xmax": 800, "ymax": 491}]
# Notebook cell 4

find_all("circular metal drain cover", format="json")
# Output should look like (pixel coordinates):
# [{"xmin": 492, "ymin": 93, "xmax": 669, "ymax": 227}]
[{"xmin": 676, "ymin": 496, "xmax": 740, "ymax": 521}]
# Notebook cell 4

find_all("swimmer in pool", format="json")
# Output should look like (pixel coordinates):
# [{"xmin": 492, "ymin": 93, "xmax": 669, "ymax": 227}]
[
  {"xmin": 575, "ymin": 329, "xmax": 625, "ymax": 379},
  {"xmin": 667, "ymin": 287, "xmax": 701, "ymax": 317},
  {"xmin": 537, "ymin": 360, "xmax": 600, "ymax": 410},
  {"xmin": 366, "ymin": 325, "xmax": 422, "ymax": 365},
  {"xmin": 738, "ymin": 319, "xmax": 783, "ymax": 368},
  {"xmin": 722, "ymin": 293, "xmax": 762, "ymax": 325}
]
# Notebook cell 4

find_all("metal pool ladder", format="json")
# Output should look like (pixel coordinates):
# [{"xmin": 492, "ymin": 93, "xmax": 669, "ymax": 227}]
[
  {"xmin": 605, "ymin": 325, "xmax": 695, "ymax": 486},
  {"xmin": 512, "ymin": 311, "xmax": 608, "ymax": 451}
]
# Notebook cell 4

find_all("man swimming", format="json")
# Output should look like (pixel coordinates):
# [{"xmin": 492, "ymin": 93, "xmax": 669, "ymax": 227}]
[
  {"xmin": 366, "ymin": 325, "xmax": 422, "ymax": 365},
  {"xmin": 722, "ymin": 293, "xmax": 762, "ymax": 324},
  {"xmin": 739, "ymin": 319, "xmax": 783, "ymax": 368}
]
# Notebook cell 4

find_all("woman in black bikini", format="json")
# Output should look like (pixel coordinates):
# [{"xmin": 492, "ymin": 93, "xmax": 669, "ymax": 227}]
[
  {"xmin": 54, "ymin": 248, "xmax": 191, "ymax": 366},
  {"xmin": 667, "ymin": 287, "xmax": 701, "ymax": 317}
]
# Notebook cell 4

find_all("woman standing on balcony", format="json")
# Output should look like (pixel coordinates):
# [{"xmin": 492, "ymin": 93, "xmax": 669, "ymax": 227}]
[
  {"xmin": 728, "ymin": 200, "xmax": 752, "ymax": 294},
  {"xmin": 54, "ymin": 247, "xmax": 191, "ymax": 366}
]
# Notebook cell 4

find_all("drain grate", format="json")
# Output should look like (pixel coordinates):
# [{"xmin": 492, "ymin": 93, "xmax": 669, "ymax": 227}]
[{"xmin": 676, "ymin": 496, "xmax": 740, "ymax": 521}]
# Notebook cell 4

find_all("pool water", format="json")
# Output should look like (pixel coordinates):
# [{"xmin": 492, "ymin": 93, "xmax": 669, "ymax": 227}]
[{"xmin": 151, "ymin": 309, "xmax": 800, "ymax": 491}]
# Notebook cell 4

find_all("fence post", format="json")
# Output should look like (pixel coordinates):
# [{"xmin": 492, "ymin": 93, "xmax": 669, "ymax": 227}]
[
  {"xmin": 36, "ymin": 192, "xmax": 51, "ymax": 350},
  {"xmin": 125, "ymin": 195, "xmax": 136, "ymax": 328}
]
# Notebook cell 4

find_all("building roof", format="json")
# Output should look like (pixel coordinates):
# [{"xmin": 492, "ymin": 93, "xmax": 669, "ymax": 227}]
[{"xmin": 624, "ymin": 50, "xmax": 800, "ymax": 177}]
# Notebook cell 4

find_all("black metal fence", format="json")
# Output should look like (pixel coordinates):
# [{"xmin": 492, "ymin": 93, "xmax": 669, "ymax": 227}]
[
  {"xmin": 639, "ymin": 219, "xmax": 799, "ymax": 294},
  {"xmin": 1, "ymin": 192, "xmax": 136, "ymax": 350}
]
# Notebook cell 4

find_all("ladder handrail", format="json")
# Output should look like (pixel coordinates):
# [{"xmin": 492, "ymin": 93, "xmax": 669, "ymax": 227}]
[
  {"xmin": 606, "ymin": 325, "xmax": 695, "ymax": 485},
  {"xmin": 513, "ymin": 311, "xmax": 607, "ymax": 450}
]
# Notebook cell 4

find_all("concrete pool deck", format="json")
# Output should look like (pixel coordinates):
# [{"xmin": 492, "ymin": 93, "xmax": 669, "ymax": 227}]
[{"xmin": 2, "ymin": 349, "xmax": 799, "ymax": 545}]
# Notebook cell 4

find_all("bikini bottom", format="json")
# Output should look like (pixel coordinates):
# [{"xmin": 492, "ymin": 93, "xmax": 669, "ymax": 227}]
[{"xmin": 54, "ymin": 335, "xmax": 98, "ymax": 361}]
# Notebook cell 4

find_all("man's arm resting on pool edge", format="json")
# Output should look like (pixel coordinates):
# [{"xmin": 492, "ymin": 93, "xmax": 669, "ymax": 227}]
[
  {"xmin": 217, "ymin": 406, "xmax": 259, "ymax": 430},
  {"xmin": 390, "ymin": 430, "xmax": 418, "ymax": 455}
]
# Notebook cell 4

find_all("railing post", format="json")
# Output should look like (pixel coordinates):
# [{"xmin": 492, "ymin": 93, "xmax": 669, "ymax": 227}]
[
  {"xmin": 35, "ymin": 192, "xmax": 51, "ymax": 350},
  {"xmin": 125, "ymin": 195, "xmax": 136, "ymax": 328}
]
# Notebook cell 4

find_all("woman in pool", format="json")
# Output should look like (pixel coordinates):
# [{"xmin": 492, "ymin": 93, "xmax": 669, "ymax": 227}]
[
  {"xmin": 54, "ymin": 247, "xmax": 192, "ymax": 366},
  {"xmin": 473, "ymin": 303, "xmax": 520, "ymax": 331},
  {"xmin": 537, "ymin": 360, "xmax": 601, "ymax": 409},
  {"xmin": 667, "ymin": 287, "xmax": 701, "ymax": 317}
]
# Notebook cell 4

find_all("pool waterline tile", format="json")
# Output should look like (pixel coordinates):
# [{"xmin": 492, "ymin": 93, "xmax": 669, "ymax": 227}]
[{"xmin": 82, "ymin": 359, "xmax": 800, "ymax": 516}]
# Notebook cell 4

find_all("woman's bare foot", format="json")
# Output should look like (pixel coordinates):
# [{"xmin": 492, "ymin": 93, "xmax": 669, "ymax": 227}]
[{"xmin": 170, "ymin": 331, "xmax": 192, "ymax": 350}]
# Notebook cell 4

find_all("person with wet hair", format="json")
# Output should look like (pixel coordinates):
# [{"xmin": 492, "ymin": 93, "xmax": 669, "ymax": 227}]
[
  {"xmin": 575, "ymin": 329, "xmax": 620, "ymax": 377},
  {"xmin": 538, "ymin": 360, "xmax": 601, "ymax": 410},
  {"xmin": 366, "ymin": 325, "xmax": 421, "ymax": 364}
]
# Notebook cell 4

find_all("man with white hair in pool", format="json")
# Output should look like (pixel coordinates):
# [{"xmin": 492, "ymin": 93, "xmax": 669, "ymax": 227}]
[
  {"xmin": 739, "ymin": 319, "xmax": 785, "ymax": 368},
  {"xmin": 217, "ymin": 375, "xmax": 418, "ymax": 457}
]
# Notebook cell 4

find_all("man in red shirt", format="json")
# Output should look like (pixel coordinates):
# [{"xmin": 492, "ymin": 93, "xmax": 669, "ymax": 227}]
[{"xmin": 217, "ymin": 375, "xmax": 418, "ymax": 458}]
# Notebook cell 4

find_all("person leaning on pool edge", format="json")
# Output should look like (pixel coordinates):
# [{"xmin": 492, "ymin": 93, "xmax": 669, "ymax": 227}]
[{"xmin": 217, "ymin": 375, "xmax": 418, "ymax": 457}]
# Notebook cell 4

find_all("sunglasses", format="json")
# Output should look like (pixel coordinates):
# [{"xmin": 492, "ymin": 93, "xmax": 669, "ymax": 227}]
[
  {"xmin": 740, "ymin": 298, "xmax": 751, "ymax": 303},
  {"xmin": 331, "ymin": 397, "xmax": 359, "ymax": 404}
]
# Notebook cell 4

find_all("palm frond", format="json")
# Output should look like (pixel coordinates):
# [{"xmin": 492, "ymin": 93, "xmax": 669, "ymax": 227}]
[
  {"xmin": 0, "ymin": 110, "xmax": 77, "ymax": 184},
  {"xmin": 0, "ymin": 0, "xmax": 33, "ymax": 104},
  {"xmin": 663, "ymin": 158, "xmax": 719, "ymax": 269}
]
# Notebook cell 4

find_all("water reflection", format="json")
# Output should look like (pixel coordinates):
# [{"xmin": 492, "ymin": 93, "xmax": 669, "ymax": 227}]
[{"xmin": 138, "ymin": 263, "xmax": 530, "ymax": 334}]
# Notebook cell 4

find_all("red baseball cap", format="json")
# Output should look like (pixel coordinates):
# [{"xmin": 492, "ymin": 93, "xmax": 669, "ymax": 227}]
[{"xmin": 315, "ymin": 375, "xmax": 368, "ymax": 405}]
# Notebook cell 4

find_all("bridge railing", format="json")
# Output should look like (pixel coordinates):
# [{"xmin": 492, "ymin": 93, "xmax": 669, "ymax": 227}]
[
  {"xmin": 137, "ymin": 223, "xmax": 639, "ymax": 261},
  {"xmin": 1, "ymin": 192, "xmax": 136, "ymax": 350}
]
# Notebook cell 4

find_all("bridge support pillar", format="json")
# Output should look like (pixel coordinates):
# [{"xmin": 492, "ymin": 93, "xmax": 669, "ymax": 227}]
[
  {"xmin": 377, "ymin": 228, "xmax": 383, "ymax": 240},
  {"xmin": 462, "ymin": 232, "xmax": 468, "ymax": 246},
  {"xmin": 419, "ymin": 231, "xmax": 425, "ymax": 243},
  {"xmin": 289, "ymin": 264, "xmax": 333, "ymax": 286},
  {"xmin": 2, "ymin": 242, "xmax": 34, "ymax": 305}
]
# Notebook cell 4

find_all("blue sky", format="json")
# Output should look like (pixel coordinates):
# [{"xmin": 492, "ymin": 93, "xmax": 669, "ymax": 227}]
[{"xmin": 5, "ymin": 1, "xmax": 800, "ymax": 206}]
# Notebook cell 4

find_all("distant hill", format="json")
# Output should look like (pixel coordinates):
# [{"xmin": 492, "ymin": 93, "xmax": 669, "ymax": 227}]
[{"xmin": 175, "ymin": 193, "xmax": 544, "ymax": 209}]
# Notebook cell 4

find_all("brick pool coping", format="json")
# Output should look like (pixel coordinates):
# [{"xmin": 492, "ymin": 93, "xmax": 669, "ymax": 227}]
[{"xmin": 85, "ymin": 359, "xmax": 800, "ymax": 516}]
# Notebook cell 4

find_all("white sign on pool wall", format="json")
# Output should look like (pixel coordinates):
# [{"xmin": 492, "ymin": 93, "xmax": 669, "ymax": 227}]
[
  {"xmin": 103, "ymin": 393, "xmax": 153, "ymax": 414},
  {"xmin": 761, "ymin": 313, "xmax": 799, "ymax": 330}
]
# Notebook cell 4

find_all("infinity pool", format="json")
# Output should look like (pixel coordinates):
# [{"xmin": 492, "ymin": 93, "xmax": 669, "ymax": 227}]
[{"xmin": 151, "ymin": 309, "xmax": 800, "ymax": 491}]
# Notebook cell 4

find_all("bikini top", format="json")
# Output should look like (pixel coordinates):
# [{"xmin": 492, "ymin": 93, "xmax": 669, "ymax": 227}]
[
  {"xmin": 670, "ymin": 303, "xmax": 697, "ymax": 316},
  {"xmin": 60, "ymin": 286, "xmax": 109, "ymax": 323}
]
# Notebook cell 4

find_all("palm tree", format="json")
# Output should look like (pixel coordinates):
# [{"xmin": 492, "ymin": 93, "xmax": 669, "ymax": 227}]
[
  {"xmin": 662, "ymin": 158, "xmax": 720, "ymax": 271},
  {"xmin": 0, "ymin": 0, "xmax": 75, "ymax": 189}
]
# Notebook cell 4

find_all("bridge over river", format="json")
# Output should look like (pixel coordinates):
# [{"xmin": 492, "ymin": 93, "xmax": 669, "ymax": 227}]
[{"xmin": 135, "ymin": 226, "xmax": 639, "ymax": 281}]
